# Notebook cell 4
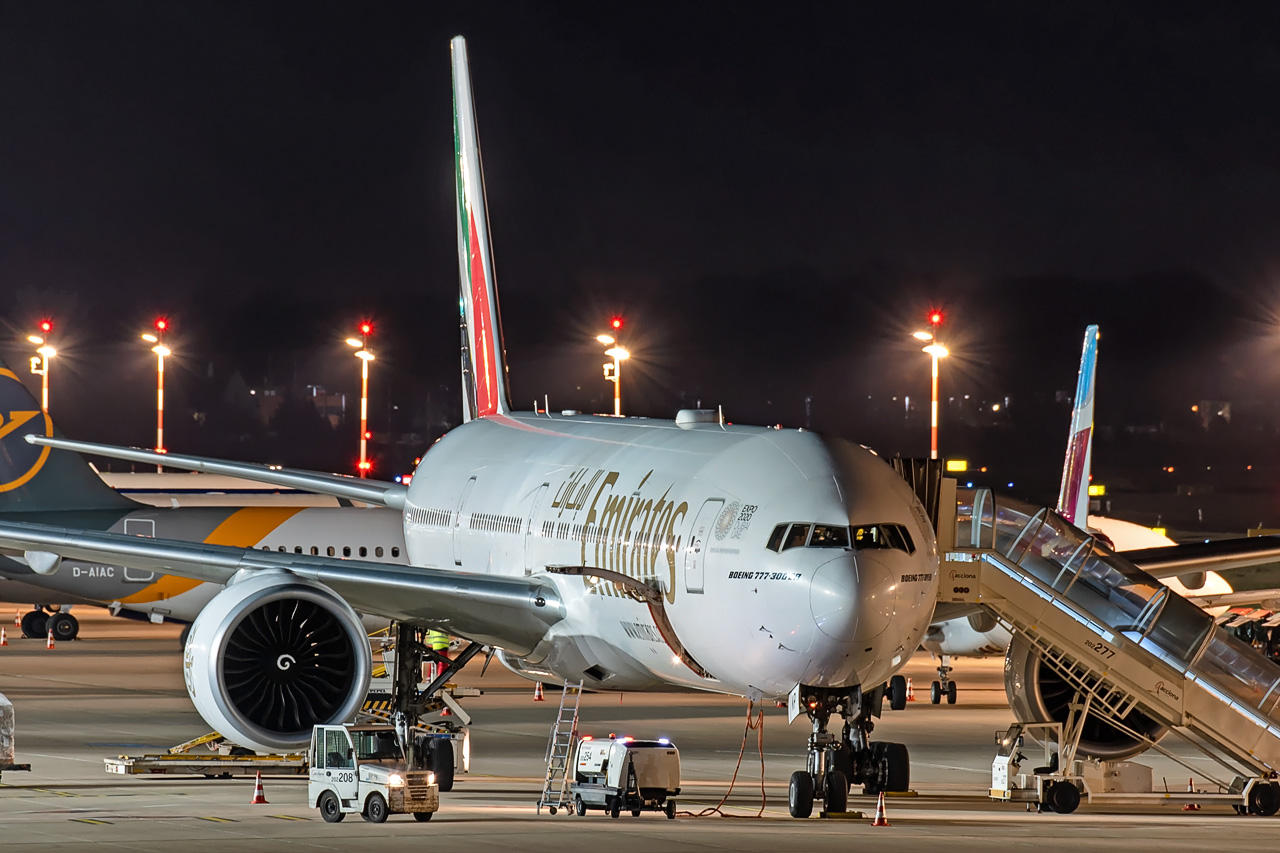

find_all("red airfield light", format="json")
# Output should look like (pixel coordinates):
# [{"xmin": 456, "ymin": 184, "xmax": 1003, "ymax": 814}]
[
  {"xmin": 39, "ymin": 319, "xmax": 52, "ymax": 334},
  {"xmin": 364, "ymin": 431, "xmax": 373, "ymax": 440},
  {"xmin": 155, "ymin": 317, "xmax": 168, "ymax": 332},
  {"xmin": 360, "ymin": 322, "xmax": 373, "ymax": 336},
  {"xmin": 929, "ymin": 311, "xmax": 943, "ymax": 327},
  {"xmin": 611, "ymin": 317, "xmax": 623, "ymax": 330}
]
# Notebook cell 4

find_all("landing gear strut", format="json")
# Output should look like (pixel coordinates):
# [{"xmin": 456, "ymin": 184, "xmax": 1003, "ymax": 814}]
[
  {"xmin": 930, "ymin": 654, "xmax": 957, "ymax": 705},
  {"xmin": 787, "ymin": 684, "xmax": 911, "ymax": 818}
]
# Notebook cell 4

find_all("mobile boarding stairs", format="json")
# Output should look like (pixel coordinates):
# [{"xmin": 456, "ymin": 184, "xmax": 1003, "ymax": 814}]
[{"xmin": 941, "ymin": 487, "xmax": 1280, "ymax": 814}]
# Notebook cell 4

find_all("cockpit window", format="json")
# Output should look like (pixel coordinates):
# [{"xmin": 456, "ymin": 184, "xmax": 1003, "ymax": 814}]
[
  {"xmin": 783, "ymin": 523, "xmax": 811, "ymax": 551},
  {"xmin": 810, "ymin": 525, "xmax": 850, "ymax": 548},
  {"xmin": 766, "ymin": 521, "xmax": 915, "ymax": 555},
  {"xmin": 852, "ymin": 523, "xmax": 916, "ymax": 555},
  {"xmin": 766, "ymin": 524, "xmax": 787, "ymax": 552}
]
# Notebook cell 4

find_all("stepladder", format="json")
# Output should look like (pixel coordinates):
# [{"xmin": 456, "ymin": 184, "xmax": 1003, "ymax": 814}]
[{"xmin": 536, "ymin": 680, "xmax": 583, "ymax": 815}]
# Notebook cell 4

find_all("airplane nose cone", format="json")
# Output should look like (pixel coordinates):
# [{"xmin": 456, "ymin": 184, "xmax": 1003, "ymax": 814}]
[
  {"xmin": 810, "ymin": 553, "xmax": 895, "ymax": 643},
  {"xmin": 810, "ymin": 555, "xmax": 859, "ymax": 641}
]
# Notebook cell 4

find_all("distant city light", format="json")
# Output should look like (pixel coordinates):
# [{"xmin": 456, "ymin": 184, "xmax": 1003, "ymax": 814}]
[{"xmin": 1007, "ymin": 482, "xmax": 1014, "ymax": 488}]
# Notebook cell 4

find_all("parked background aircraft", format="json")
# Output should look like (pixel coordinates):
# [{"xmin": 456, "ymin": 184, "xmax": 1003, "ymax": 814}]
[{"xmin": 0, "ymin": 363, "xmax": 407, "ymax": 641}]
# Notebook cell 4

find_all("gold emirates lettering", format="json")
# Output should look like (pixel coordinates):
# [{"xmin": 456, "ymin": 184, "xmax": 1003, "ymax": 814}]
[{"xmin": 576, "ymin": 469, "xmax": 688, "ymax": 604}]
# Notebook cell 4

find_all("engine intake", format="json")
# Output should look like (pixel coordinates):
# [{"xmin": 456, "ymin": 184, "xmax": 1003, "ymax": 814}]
[
  {"xmin": 184, "ymin": 571, "xmax": 371, "ymax": 753},
  {"xmin": 1004, "ymin": 633, "xmax": 1166, "ymax": 761}
]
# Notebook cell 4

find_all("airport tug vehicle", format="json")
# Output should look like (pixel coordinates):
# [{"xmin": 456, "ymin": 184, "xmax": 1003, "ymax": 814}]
[
  {"xmin": 571, "ymin": 736, "xmax": 680, "ymax": 818},
  {"xmin": 308, "ymin": 723, "xmax": 440, "ymax": 823}
]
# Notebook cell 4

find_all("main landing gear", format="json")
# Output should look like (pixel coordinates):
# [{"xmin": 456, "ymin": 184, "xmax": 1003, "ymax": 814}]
[
  {"xmin": 930, "ymin": 654, "xmax": 957, "ymax": 705},
  {"xmin": 20, "ymin": 606, "xmax": 78, "ymax": 641},
  {"xmin": 787, "ymin": 684, "xmax": 911, "ymax": 819}
]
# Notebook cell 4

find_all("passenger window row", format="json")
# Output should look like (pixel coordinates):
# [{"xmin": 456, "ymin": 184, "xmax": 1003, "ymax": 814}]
[
  {"xmin": 765, "ymin": 522, "xmax": 915, "ymax": 555},
  {"xmin": 259, "ymin": 544, "xmax": 401, "ymax": 559}
]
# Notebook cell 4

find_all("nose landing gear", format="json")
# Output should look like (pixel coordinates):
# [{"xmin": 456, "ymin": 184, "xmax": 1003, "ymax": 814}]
[
  {"xmin": 786, "ymin": 684, "xmax": 911, "ymax": 818},
  {"xmin": 930, "ymin": 654, "xmax": 957, "ymax": 704}
]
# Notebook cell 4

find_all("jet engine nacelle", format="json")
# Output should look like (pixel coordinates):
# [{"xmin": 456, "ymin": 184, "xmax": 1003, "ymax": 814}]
[
  {"xmin": 1004, "ymin": 632, "xmax": 1166, "ymax": 761},
  {"xmin": 183, "ymin": 571, "xmax": 371, "ymax": 753}
]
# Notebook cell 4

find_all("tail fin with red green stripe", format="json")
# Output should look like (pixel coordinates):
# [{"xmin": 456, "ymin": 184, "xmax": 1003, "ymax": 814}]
[
  {"xmin": 1057, "ymin": 325, "xmax": 1099, "ymax": 526},
  {"xmin": 451, "ymin": 35, "xmax": 512, "ymax": 422}
]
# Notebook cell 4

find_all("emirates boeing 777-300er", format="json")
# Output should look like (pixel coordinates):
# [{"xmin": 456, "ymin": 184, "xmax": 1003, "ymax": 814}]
[{"xmin": 0, "ymin": 37, "xmax": 939, "ymax": 818}]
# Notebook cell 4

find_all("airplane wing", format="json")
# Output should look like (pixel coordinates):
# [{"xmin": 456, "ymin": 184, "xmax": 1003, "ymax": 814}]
[
  {"xmin": 0, "ymin": 519, "xmax": 561, "ymax": 655},
  {"xmin": 1126, "ymin": 536, "xmax": 1280, "ymax": 579},
  {"xmin": 27, "ymin": 435, "xmax": 408, "ymax": 510}
]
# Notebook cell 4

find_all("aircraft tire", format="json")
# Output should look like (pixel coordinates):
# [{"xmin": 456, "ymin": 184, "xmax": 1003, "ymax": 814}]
[
  {"xmin": 882, "ymin": 742, "xmax": 910, "ymax": 792},
  {"xmin": 20, "ymin": 609, "xmax": 47, "ymax": 639},
  {"xmin": 946, "ymin": 681, "xmax": 958, "ymax": 704},
  {"xmin": 930, "ymin": 682, "xmax": 941, "ymax": 704},
  {"xmin": 824, "ymin": 770, "xmax": 848, "ymax": 813},
  {"xmin": 47, "ymin": 612, "xmax": 78, "ymax": 642},
  {"xmin": 888, "ymin": 675, "xmax": 907, "ymax": 711},
  {"xmin": 788, "ymin": 770, "xmax": 814, "ymax": 818}
]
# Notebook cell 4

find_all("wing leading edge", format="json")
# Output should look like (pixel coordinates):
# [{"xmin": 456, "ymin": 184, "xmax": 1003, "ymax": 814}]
[{"xmin": 0, "ymin": 520, "xmax": 562, "ymax": 655}]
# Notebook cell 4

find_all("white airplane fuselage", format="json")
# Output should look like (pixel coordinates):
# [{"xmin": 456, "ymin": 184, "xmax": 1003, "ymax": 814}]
[{"xmin": 404, "ymin": 412, "xmax": 939, "ymax": 699}]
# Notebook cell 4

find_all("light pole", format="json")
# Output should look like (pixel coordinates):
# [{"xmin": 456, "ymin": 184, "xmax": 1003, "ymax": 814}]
[
  {"xmin": 141, "ymin": 318, "xmax": 171, "ymax": 471},
  {"xmin": 912, "ymin": 315, "xmax": 949, "ymax": 460},
  {"xmin": 597, "ymin": 317, "xmax": 628, "ymax": 417},
  {"xmin": 27, "ymin": 319, "xmax": 55, "ymax": 414},
  {"xmin": 347, "ymin": 323, "xmax": 375, "ymax": 478}
]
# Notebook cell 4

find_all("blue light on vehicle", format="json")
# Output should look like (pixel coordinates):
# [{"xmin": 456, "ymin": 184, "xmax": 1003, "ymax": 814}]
[{"xmin": 658, "ymin": 738, "xmax": 670, "ymax": 744}]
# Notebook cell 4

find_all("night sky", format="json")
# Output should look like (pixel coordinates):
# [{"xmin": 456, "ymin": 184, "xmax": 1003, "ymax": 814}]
[{"xmin": 2, "ymin": 3, "xmax": 1279, "ymax": 494}]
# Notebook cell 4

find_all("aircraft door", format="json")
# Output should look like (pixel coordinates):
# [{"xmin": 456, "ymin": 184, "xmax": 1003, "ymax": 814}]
[
  {"xmin": 524, "ymin": 483, "xmax": 549, "ymax": 574},
  {"xmin": 122, "ymin": 519, "xmax": 156, "ymax": 582},
  {"xmin": 453, "ymin": 477, "xmax": 476, "ymax": 566},
  {"xmin": 684, "ymin": 499, "xmax": 723, "ymax": 594}
]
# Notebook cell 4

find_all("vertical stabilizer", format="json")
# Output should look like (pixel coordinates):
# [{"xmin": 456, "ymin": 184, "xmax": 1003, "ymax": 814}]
[
  {"xmin": 1057, "ymin": 325, "xmax": 1099, "ymax": 526},
  {"xmin": 0, "ymin": 363, "xmax": 137, "ymax": 514},
  {"xmin": 452, "ymin": 36, "xmax": 512, "ymax": 421}
]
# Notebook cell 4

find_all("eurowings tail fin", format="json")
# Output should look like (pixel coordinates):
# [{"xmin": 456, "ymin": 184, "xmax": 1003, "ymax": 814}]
[
  {"xmin": 1057, "ymin": 325, "xmax": 1099, "ymax": 526},
  {"xmin": 451, "ymin": 35, "xmax": 512, "ymax": 421},
  {"xmin": 0, "ymin": 362, "xmax": 136, "ymax": 513}
]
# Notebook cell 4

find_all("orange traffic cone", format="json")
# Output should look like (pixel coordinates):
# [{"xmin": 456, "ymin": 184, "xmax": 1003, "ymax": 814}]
[
  {"xmin": 250, "ymin": 770, "xmax": 269, "ymax": 804},
  {"xmin": 46, "ymin": 628, "xmax": 55, "ymax": 650},
  {"xmin": 1182, "ymin": 778, "xmax": 1201, "ymax": 811},
  {"xmin": 0, "ymin": 627, "xmax": 8, "ymax": 646},
  {"xmin": 533, "ymin": 682, "xmax": 545, "ymax": 702},
  {"xmin": 870, "ymin": 792, "xmax": 891, "ymax": 826},
  {"xmin": 906, "ymin": 678, "xmax": 916, "ymax": 702},
  {"xmin": 13, "ymin": 609, "xmax": 20, "ymax": 627}
]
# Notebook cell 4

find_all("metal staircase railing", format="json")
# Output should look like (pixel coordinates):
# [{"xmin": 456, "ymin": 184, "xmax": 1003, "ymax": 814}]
[{"xmin": 946, "ymin": 488, "xmax": 1280, "ymax": 783}]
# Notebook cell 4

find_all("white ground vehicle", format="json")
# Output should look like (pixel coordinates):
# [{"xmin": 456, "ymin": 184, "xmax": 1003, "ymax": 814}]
[
  {"xmin": 308, "ymin": 723, "xmax": 439, "ymax": 823},
  {"xmin": 571, "ymin": 736, "xmax": 680, "ymax": 819}
]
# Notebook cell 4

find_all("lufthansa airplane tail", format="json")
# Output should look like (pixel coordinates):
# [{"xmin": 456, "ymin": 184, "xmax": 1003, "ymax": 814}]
[
  {"xmin": 452, "ymin": 35, "xmax": 513, "ymax": 422},
  {"xmin": 0, "ymin": 361, "xmax": 136, "ymax": 514},
  {"xmin": 1056, "ymin": 325, "xmax": 1099, "ymax": 526}
]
